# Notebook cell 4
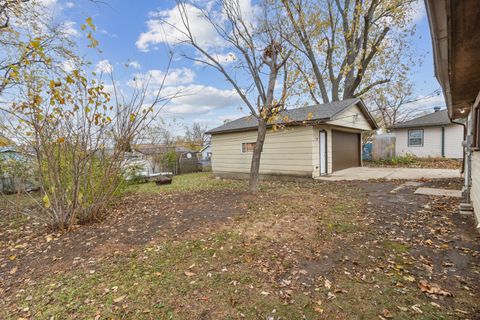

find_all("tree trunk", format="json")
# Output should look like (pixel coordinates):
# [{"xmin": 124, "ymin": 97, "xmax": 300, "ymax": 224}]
[{"xmin": 249, "ymin": 118, "xmax": 267, "ymax": 193}]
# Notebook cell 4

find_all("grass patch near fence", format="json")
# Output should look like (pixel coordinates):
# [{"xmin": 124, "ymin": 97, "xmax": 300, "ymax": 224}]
[{"xmin": 125, "ymin": 172, "xmax": 247, "ymax": 194}]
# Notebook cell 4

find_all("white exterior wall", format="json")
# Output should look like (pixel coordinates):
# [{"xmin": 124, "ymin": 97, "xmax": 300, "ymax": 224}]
[
  {"xmin": 211, "ymin": 126, "xmax": 315, "ymax": 177},
  {"xmin": 394, "ymin": 124, "xmax": 463, "ymax": 158},
  {"xmin": 328, "ymin": 104, "xmax": 372, "ymax": 131},
  {"xmin": 444, "ymin": 125, "xmax": 464, "ymax": 158},
  {"xmin": 472, "ymin": 151, "xmax": 480, "ymax": 228}
]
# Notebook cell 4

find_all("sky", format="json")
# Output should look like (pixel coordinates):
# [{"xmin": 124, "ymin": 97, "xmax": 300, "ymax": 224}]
[{"xmin": 43, "ymin": 0, "xmax": 445, "ymax": 133}]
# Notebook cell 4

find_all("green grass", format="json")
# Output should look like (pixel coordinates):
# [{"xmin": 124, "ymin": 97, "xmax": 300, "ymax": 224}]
[{"xmin": 125, "ymin": 172, "xmax": 246, "ymax": 194}]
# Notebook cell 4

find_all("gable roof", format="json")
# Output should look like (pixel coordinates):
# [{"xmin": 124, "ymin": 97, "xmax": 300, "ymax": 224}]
[
  {"xmin": 389, "ymin": 109, "xmax": 454, "ymax": 129},
  {"xmin": 207, "ymin": 98, "xmax": 377, "ymax": 134}
]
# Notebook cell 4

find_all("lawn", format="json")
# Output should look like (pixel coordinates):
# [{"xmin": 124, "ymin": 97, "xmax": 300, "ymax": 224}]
[{"xmin": 1, "ymin": 173, "xmax": 479, "ymax": 319}]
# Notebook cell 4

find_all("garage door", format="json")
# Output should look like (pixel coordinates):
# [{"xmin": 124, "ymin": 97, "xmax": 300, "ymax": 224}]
[{"xmin": 332, "ymin": 130, "xmax": 361, "ymax": 171}]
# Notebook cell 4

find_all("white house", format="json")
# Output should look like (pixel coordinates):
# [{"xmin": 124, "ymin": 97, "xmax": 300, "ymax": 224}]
[
  {"xmin": 206, "ymin": 98, "xmax": 378, "ymax": 179},
  {"xmin": 425, "ymin": 0, "xmax": 480, "ymax": 228},
  {"xmin": 389, "ymin": 108, "xmax": 464, "ymax": 158},
  {"xmin": 199, "ymin": 144, "xmax": 212, "ymax": 160}
]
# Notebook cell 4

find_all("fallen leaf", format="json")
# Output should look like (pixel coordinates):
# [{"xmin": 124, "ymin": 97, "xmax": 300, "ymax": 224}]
[
  {"xmin": 403, "ymin": 275, "xmax": 415, "ymax": 282},
  {"xmin": 324, "ymin": 279, "xmax": 332, "ymax": 290},
  {"xmin": 184, "ymin": 271, "xmax": 196, "ymax": 277},
  {"xmin": 113, "ymin": 295, "xmax": 126, "ymax": 303},
  {"xmin": 418, "ymin": 280, "xmax": 453, "ymax": 297}
]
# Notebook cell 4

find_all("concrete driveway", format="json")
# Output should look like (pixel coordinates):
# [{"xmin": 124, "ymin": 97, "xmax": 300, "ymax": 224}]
[{"xmin": 315, "ymin": 167, "xmax": 461, "ymax": 181}]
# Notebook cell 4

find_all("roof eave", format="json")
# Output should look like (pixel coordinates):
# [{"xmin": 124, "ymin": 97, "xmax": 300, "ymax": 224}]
[{"xmin": 208, "ymin": 118, "xmax": 332, "ymax": 135}]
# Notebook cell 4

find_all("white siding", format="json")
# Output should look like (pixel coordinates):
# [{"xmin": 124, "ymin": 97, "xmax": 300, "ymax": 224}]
[
  {"xmin": 394, "ymin": 124, "xmax": 463, "ymax": 158},
  {"xmin": 444, "ymin": 125, "xmax": 464, "ymax": 158},
  {"xmin": 472, "ymin": 152, "xmax": 480, "ymax": 227},
  {"xmin": 211, "ymin": 126, "xmax": 315, "ymax": 177},
  {"xmin": 329, "ymin": 104, "xmax": 372, "ymax": 131}
]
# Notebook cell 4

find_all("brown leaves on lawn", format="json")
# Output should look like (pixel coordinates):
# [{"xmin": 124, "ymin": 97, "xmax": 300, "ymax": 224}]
[{"xmin": 418, "ymin": 280, "xmax": 453, "ymax": 297}]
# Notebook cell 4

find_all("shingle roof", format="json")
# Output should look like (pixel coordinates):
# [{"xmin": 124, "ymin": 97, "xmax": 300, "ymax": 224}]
[
  {"xmin": 207, "ymin": 98, "xmax": 376, "ymax": 134},
  {"xmin": 389, "ymin": 109, "xmax": 452, "ymax": 129}
]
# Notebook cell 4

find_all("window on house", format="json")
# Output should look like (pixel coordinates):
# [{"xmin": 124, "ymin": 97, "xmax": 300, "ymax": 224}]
[
  {"xmin": 242, "ymin": 142, "xmax": 256, "ymax": 152},
  {"xmin": 408, "ymin": 129, "xmax": 424, "ymax": 147}
]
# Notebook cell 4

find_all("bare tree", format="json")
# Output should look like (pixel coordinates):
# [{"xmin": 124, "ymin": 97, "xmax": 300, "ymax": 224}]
[
  {"xmin": 281, "ymin": 0, "xmax": 416, "ymax": 102},
  {"xmin": 185, "ymin": 122, "xmax": 208, "ymax": 148},
  {"xmin": 162, "ymin": 0, "xmax": 292, "ymax": 192},
  {"xmin": 368, "ymin": 80, "xmax": 413, "ymax": 128}
]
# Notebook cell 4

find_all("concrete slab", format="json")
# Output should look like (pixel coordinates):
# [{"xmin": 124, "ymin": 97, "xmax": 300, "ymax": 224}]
[
  {"xmin": 414, "ymin": 187, "xmax": 462, "ymax": 198},
  {"xmin": 315, "ymin": 167, "xmax": 460, "ymax": 181}
]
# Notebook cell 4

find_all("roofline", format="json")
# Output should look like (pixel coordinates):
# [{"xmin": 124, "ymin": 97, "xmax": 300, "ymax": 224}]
[
  {"xmin": 208, "ymin": 118, "xmax": 332, "ymax": 135},
  {"xmin": 388, "ymin": 122, "xmax": 458, "ymax": 130},
  {"xmin": 207, "ymin": 99, "xmax": 378, "ymax": 135}
]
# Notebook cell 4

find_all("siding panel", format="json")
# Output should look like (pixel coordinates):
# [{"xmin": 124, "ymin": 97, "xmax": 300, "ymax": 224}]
[
  {"xmin": 472, "ymin": 152, "xmax": 480, "ymax": 227},
  {"xmin": 394, "ymin": 125, "xmax": 463, "ymax": 158},
  {"xmin": 444, "ymin": 125, "xmax": 464, "ymax": 158},
  {"xmin": 211, "ymin": 126, "xmax": 314, "ymax": 176},
  {"xmin": 328, "ymin": 105, "xmax": 372, "ymax": 131}
]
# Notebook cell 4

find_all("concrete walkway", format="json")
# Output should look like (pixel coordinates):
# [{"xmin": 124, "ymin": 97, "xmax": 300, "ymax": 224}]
[{"xmin": 315, "ymin": 167, "xmax": 460, "ymax": 181}]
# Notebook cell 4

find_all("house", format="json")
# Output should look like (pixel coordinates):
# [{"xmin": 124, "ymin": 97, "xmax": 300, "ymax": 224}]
[
  {"xmin": 134, "ymin": 144, "xmax": 198, "ymax": 174},
  {"xmin": 425, "ymin": 0, "xmax": 480, "ymax": 228},
  {"xmin": 199, "ymin": 144, "xmax": 212, "ymax": 160},
  {"xmin": 206, "ymin": 98, "xmax": 378, "ymax": 179},
  {"xmin": 389, "ymin": 107, "xmax": 463, "ymax": 158},
  {"xmin": 0, "ymin": 146, "xmax": 36, "ymax": 193}
]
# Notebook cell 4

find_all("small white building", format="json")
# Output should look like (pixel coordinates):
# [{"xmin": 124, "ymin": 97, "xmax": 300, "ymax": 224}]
[
  {"xmin": 389, "ymin": 108, "xmax": 463, "ymax": 159},
  {"xmin": 206, "ymin": 98, "xmax": 378, "ymax": 179}
]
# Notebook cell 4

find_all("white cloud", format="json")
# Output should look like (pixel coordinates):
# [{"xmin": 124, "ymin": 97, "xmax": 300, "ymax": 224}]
[
  {"xmin": 65, "ymin": 1, "xmax": 75, "ymax": 8},
  {"xmin": 194, "ymin": 52, "xmax": 237, "ymax": 66},
  {"xmin": 94, "ymin": 59, "xmax": 114, "ymax": 74},
  {"xmin": 127, "ymin": 61, "xmax": 141, "ymax": 69},
  {"xmin": 61, "ymin": 59, "xmax": 76, "ymax": 72},
  {"xmin": 130, "ymin": 68, "xmax": 195, "ymax": 87},
  {"xmin": 136, "ymin": 1, "xmax": 258, "ymax": 52},
  {"xmin": 136, "ymin": 3, "xmax": 225, "ymax": 51},
  {"xmin": 62, "ymin": 21, "xmax": 79, "ymax": 37},
  {"xmin": 162, "ymin": 85, "xmax": 243, "ymax": 115}
]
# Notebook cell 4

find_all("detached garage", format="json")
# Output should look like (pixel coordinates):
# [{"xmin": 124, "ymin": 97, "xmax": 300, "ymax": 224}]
[{"xmin": 207, "ymin": 98, "xmax": 378, "ymax": 179}]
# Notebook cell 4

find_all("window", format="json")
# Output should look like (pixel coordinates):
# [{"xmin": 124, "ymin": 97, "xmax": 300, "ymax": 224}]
[
  {"xmin": 242, "ymin": 142, "xmax": 256, "ymax": 152},
  {"xmin": 408, "ymin": 129, "xmax": 424, "ymax": 147}
]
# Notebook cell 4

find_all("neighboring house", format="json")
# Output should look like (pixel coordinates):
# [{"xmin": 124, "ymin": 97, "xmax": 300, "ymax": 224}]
[
  {"xmin": 425, "ymin": 0, "xmax": 480, "ymax": 228},
  {"xmin": 206, "ymin": 98, "xmax": 378, "ymax": 179},
  {"xmin": 199, "ymin": 144, "xmax": 212, "ymax": 160},
  {"xmin": 198, "ymin": 144, "xmax": 212, "ymax": 171},
  {"xmin": 389, "ymin": 108, "xmax": 463, "ymax": 158},
  {"xmin": 134, "ymin": 144, "xmax": 198, "ymax": 174},
  {"xmin": 0, "ymin": 147, "xmax": 36, "ymax": 193}
]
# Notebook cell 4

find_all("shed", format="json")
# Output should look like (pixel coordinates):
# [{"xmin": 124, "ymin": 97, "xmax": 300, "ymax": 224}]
[
  {"xmin": 206, "ymin": 98, "xmax": 378, "ymax": 179},
  {"xmin": 389, "ymin": 108, "xmax": 463, "ymax": 158}
]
